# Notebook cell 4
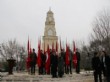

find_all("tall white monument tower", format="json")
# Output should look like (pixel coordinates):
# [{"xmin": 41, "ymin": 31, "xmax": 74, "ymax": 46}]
[{"xmin": 42, "ymin": 9, "xmax": 58, "ymax": 51}]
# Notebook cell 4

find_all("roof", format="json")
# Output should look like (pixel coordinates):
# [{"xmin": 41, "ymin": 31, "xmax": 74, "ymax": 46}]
[{"xmin": 47, "ymin": 9, "xmax": 53, "ymax": 14}]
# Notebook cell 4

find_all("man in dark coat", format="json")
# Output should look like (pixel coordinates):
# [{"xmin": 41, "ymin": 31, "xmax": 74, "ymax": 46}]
[
  {"xmin": 40, "ymin": 50, "xmax": 46, "ymax": 74},
  {"xmin": 30, "ymin": 48, "xmax": 37, "ymax": 75},
  {"xmin": 50, "ymin": 49, "xmax": 53, "ymax": 75},
  {"xmin": 58, "ymin": 53, "xmax": 64, "ymax": 77},
  {"xmin": 51, "ymin": 50, "xmax": 58, "ymax": 78},
  {"xmin": 92, "ymin": 52, "xmax": 102, "ymax": 82},
  {"xmin": 101, "ymin": 51, "xmax": 110, "ymax": 82},
  {"xmin": 76, "ymin": 49, "xmax": 80, "ymax": 74},
  {"xmin": 38, "ymin": 50, "xmax": 46, "ymax": 75},
  {"xmin": 68, "ymin": 48, "xmax": 73, "ymax": 74},
  {"xmin": 60, "ymin": 49, "xmax": 66, "ymax": 73}
]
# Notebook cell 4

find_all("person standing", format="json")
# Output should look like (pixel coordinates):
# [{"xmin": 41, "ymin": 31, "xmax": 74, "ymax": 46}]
[
  {"xmin": 41, "ymin": 50, "xmax": 46, "ymax": 74},
  {"xmin": 68, "ymin": 48, "xmax": 73, "ymax": 74},
  {"xmin": 51, "ymin": 50, "xmax": 58, "ymax": 78},
  {"xmin": 92, "ymin": 52, "xmax": 102, "ymax": 82},
  {"xmin": 38, "ymin": 50, "xmax": 44, "ymax": 75},
  {"xmin": 101, "ymin": 51, "xmax": 110, "ymax": 82},
  {"xmin": 58, "ymin": 53, "xmax": 64, "ymax": 77},
  {"xmin": 76, "ymin": 49, "xmax": 81, "ymax": 74},
  {"xmin": 30, "ymin": 48, "xmax": 37, "ymax": 75},
  {"xmin": 60, "ymin": 49, "xmax": 66, "ymax": 73}
]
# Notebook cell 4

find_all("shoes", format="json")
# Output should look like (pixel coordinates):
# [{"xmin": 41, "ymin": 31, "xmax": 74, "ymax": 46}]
[
  {"xmin": 31, "ymin": 73, "xmax": 35, "ymax": 75},
  {"xmin": 76, "ymin": 72, "xmax": 80, "ymax": 74}
]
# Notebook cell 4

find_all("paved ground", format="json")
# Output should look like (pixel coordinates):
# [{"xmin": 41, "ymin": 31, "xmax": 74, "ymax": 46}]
[{"xmin": 0, "ymin": 71, "xmax": 94, "ymax": 82}]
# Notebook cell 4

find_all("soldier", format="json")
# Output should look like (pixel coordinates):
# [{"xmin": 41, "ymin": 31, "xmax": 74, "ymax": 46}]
[
  {"xmin": 30, "ymin": 48, "xmax": 37, "ymax": 75},
  {"xmin": 60, "ymin": 49, "xmax": 66, "ymax": 73},
  {"xmin": 67, "ymin": 48, "xmax": 73, "ymax": 74},
  {"xmin": 101, "ymin": 51, "xmax": 110, "ymax": 82},
  {"xmin": 76, "ymin": 49, "xmax": 81, "ymax": 74},
  {"xmin": 51, "ymin": 50, "xmax": 58, "ymax": 78},
  {"xmin": 38, "ymin": 50, "xmax": 44, "ymax": 75},
  {"xmin": 58, "ymin": 53, "xmax": 64, "ymax": 77},
  {"xmin": 41, "ymin": 50, "xmax": 46, "ymax": 74},
  {"xmin": 92, "ymin": 52, "xmax": 102, "ymax": 82}
]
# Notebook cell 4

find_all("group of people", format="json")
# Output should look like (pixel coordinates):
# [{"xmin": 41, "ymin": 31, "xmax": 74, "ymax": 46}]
[
  {"xmin": 92, "ymin": 51, "xmax": 110, "ymax": 82},
  {"xmin": 27, "ymin": 48, "xmax": 81, "ymax": 78},
  {"xmin": 27, "ymin": 47, "xmax": 110, "ymax": 82}
]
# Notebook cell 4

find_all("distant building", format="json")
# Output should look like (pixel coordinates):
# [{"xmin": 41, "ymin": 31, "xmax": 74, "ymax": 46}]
[{"xmin": 42, "ymin": 9, "xmax": 58, "ymax": 51}]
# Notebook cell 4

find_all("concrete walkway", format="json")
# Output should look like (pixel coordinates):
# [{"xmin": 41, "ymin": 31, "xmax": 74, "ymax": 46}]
[{"xmin": 0, "ymin": 71, "xmax": 94, "ymax": 82}]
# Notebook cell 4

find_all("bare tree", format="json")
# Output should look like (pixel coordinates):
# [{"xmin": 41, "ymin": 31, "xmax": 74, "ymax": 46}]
[
  {"xmin": 0, "ymin": 39, "xmax": 26, "ymax": 61},
  {"xmin": 90, "ymin": 9, "xmax": 110, "ymax": 53},
  {"xmin": 0, "ymin": 39, "xmax": 27, "ymax": 71}
]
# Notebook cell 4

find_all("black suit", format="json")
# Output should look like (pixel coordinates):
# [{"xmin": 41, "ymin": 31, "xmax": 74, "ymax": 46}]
[
  {"xmin": 39, "ymin": 52, "xmax": 46, "ymax": 75},
  {"xmin": 61, "ymin": 51, "xmax": 66, "ymax": 73},
  {"xmin": 51, "ymin": 53, "xmax": 58, "ymax": 78},
  {"xmin": 92, "ymin": 56, "xmax": 102, "ymax": 82},
  {"xmin": 101, "ymin": 55, "xmax": 110, "ymax": 82},
  {"xmin": 30, "ymin": 52, "xmax": 37, "ymax": 74},
  {"xmin": 76, "ymin": 52, "xmax": 80, "ymax": 73}
]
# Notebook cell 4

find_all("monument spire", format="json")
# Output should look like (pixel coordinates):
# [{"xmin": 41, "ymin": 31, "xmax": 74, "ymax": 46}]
[
  {"xmin": 49, "ymin": 7, "xmax": 51, "ymax": 11},
  {"xmin": 43, "ymin": 9, "xmax": 58, "ymax": 51}
]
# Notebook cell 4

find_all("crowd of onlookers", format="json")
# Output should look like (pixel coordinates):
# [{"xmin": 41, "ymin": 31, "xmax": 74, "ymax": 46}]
[{"xmin": 92, "ymin": 51, "xmax": 110, "ymax": 82}]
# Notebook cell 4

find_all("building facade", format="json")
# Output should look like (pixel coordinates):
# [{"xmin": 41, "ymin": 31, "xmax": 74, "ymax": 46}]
[{"xmin": 42, "ymin": 9, "xmax": 58, "ymax": 51}]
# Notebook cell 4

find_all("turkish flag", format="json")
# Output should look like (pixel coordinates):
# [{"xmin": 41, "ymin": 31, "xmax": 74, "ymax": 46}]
[
  {"xmin": 65, "ymin": 43, "xmax": 69, "ymax": 65},
  {"xmin": 26, "ymin": 38, "xmax": 31, "ymax": 69},
  {"xmin": 29, "ymin": 42, "xmax": 32, "ymax": 55},
  {"xmin": 73, "ymin": 41, "xmax": 77, "ymax": 68},
  {"xmin": 37, "ymin": 39, "xmax": 41, "ymax": 67},
  {"xmin": 26, "ymin": 56, "xmax": 31, "ymax": 69},
  {"xmin": 45, "ymin": 44, "xmax": 50, "ymax": 74}
]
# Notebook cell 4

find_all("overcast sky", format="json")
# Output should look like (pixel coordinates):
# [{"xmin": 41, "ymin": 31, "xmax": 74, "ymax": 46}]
[{"xmin": 0, "ymin": 0, "xmax": 110, "ymax": 50}]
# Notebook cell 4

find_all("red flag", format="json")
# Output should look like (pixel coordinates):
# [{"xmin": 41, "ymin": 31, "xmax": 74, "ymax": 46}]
[
  {"xmin": 45, "ymin": 44, "xmax": 50, "ymax": 74},
  {"xmin": 26, "ymin": 37, "xmax": 31, "ymax": 69},
  {"xmin": 37, "ymin": 38, "xmax": 41, "ymax": 67},
  {"xmin": 65, "ymin": 42, "xmax": 69, "ymax": 65},
  {"xmin": 29, "ymin": 42, "xmax": 32, "ymax": 55},
  {"xmin": 26, "ymin": 55, "xmax": 32, "ymax": 69},
  {"xmin": 73, "ymin": 41, "xmax": 77, "ymax": 68}
]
